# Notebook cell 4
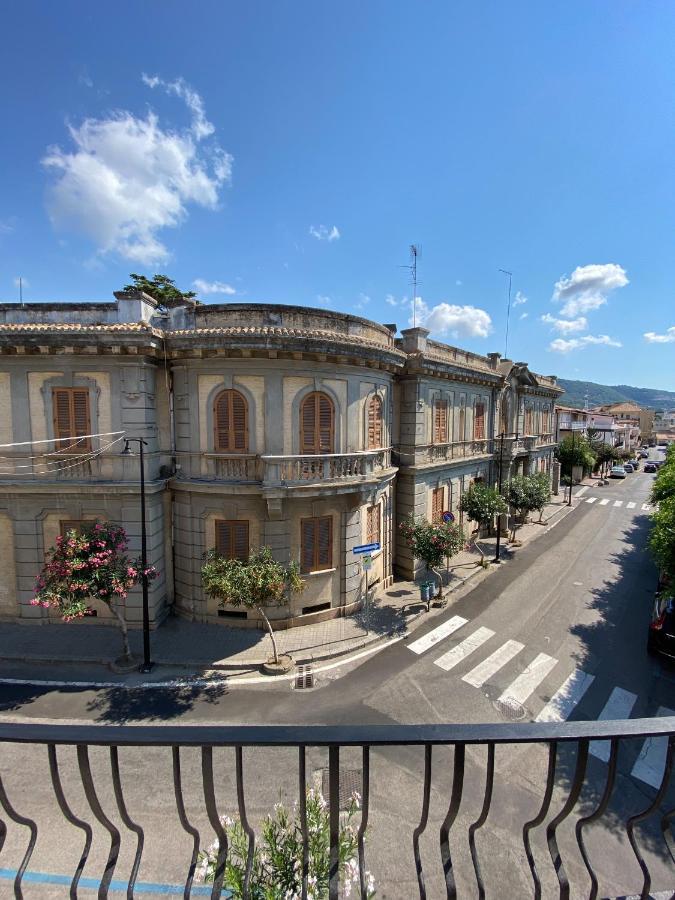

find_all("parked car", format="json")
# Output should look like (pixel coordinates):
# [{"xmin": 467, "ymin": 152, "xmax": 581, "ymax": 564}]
[
  {"xmin": 623, "ymin": 463, "xmax": 634, "ymax": 473},
  {"xmin": 645, "ymin": 462, "xmax": 657, "ymax": 473},
  {"xmin": 631, "ymin": 459, "xmax": 640, "ymax": 469},
  {"xmin": 640, "ymin": 451, "xmax": 649, "ymax": 458},
  {"xmin": 648, "ymin": 594, "xmax": 675, "ymax": 660},
  {"xmin": 610, "ymin": 465, "xmax": 627, "ymax": 478}
]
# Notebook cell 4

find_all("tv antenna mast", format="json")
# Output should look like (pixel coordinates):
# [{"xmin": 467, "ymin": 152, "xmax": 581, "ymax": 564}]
[
  {"xmin": 499, "ymin": 268, "xmax": 513, "ymax": 358},
  {"xmin": 400, "ymin": 245, "xmax": 421, "ymax": 327}
]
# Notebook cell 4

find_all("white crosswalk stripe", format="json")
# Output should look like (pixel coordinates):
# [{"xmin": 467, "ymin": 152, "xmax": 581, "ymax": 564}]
[
  {"xmin": 586, "ymin": 497, "xmax": 597, "ymax": 504},
  {"xmin": 599, "ymin": 498, "xmax": 610, "ymax": 506},
  {"xmin": 535, "ymin": 669, "xmax": 595, "ymax": 723},
  {"xmin": 641, "ymin": 503, "xmax": 651, "ymax": 511},
  {"xmin": 631, "ymin": 707, "xmax": 675, "ymax": 788},
  {"xmin": 589, "ymin": 688, "xmax": 638, "ymax": 762},
  {"xmin": 462, "ymin": 640, "xmax": 524, "ymax": 688},
  {"xmin": 407, "ymin": 615, "xmax": 468, "ymax": 655},
  {"xmin": 626, "ymin": 502, "xmax": 636, "ymax": 509},
  {"xmin": 613, "ymin": 500, "xmax": 623, "ymax": 507},
  {"xmin": 434, "ymin": 626, "xmax": 495, "ymax": 672},
  {"xmin": 498, "ymin": 653, "xmax": 558, "ymax": 706}
]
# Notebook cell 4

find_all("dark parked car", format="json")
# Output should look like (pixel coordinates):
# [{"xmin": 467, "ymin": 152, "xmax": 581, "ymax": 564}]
[
  {"xmin": 648, "ymin": 594, "xmax": 675, "ymax": 660},
  {"xmin": 645, "ymin": 462, "xmax": 657, "ymax": 473},
  {"xmin": 624, "ymin": 463, "xmax": 634, "ymax": 473},
  {"xmin": 640, "ymin": 451, "xmax": 649, "ymax": 458}
]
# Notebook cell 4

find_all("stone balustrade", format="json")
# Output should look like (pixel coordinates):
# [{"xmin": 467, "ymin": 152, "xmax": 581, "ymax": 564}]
[
  {"xmin": 262, "ymin": 448, "xmax": 391, "ymax": 485},
  {"xmin": 205, "ymin": 454, "xmax": 261, "ymax": 481},
  {"xmin": 424, "ymin": 439, "xmax": 492, "ymax": 463}
]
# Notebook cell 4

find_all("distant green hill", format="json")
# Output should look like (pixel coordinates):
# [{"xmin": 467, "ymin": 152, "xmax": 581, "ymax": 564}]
[{"xmin": 557, "ymin": 379, "xmax": 675, "ymax": 410}]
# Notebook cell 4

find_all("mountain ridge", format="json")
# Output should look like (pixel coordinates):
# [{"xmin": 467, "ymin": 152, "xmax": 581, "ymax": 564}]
[{"xmin": 557, "ymin": 378, "xmax": 675, "ymax": 410}]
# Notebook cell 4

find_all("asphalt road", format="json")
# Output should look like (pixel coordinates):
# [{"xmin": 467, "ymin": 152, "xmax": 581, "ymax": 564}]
[{"xmin": 0, "ymin": 455, "xmax": 673, "ymax": 897}]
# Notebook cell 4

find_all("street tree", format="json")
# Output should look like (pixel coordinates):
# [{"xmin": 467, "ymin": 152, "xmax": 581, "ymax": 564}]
[
  {"xmin": 527, "ymin": 471, "xmax": 552, "ymax": 523},
  {"xmin": 555, "ymin": 435, "xmax": 596, "ymax": 478},
  {"xmin": 32, "ymin": 523, "xmax": 157, "ymax": 664},
  {"xmin": 122, "ymin": 274, "xmax": 197, "ymax": 309},
  {"xmin": 649, "ymin": 496, "xmax": 675, "ymax": 590},
  {"xmin": 201, "ymin": 546, "xmax": 304, "ymax": 665},
  {"xmin": 505, "ymin": 475, "xmax": 540, "ymax": 542},
  {"xmin": 651, "ymin": 447, "xmax": 675, "ymax": 505},
  {"xmin": 399, "ymin": 516, "xmax": 465, "ymax": 605},
  {"xmin": 459, "ymin": 483, "xmax": 508, "ymax": 563},
  {"xmin": 594, "ymin": 443, "xmax": 619, "ymax": 476}
]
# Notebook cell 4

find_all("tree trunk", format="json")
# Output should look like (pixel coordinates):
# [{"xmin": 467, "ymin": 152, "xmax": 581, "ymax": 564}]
[
  {"xmin": 110, "ymin": 601, "xmax": 131, "ymax": 661},
  {"xmin": 257, "ymin": 606, "xmax": 279, "ymax": 664},
  {"xmin": 431, "ymin": 566, "xmax": 444, "ymax": 602},
  {"xmin": 472, "ymin": 528, "xmax": 485, "ymax": 563}
]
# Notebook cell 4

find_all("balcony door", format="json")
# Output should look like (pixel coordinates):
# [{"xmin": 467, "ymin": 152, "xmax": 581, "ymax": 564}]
[{"xmin": 300, "ymin": 392, "xmax": 334, "ymax": 454}]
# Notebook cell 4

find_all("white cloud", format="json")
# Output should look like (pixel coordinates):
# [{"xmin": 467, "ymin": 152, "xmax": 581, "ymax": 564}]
[
  {"xmin": 42, "ymin": 76, "xmax": 232, "ymax": 265},
  {"xmin": 193, "ymin": 279, "xmax": 236, "ymax": 296},
  {"xmin": 549, "ymin": 334, "xmax": 623, "ymax": 353},
  {"xmin": 412, "ymin": 298, "xmax": 492, "ymax": 339},
  {"xmin": 552, "ymin": 263, "xmax": 628, "ymax": 317},
  {"xmin": 385, "ymin": 294, "xmax": 399, "ymax": 307},
  {"xmin": 354, "ymin": 292, "xmax": 371, "ymax": 310},
  {"xmin": 309, "ymin": 224, "xmax": 340, "ymax": 242},
  {"xmin": 541, "ymin": 313, "xmax": 588, "ymax": 334},
  {"xmin": 0, "ymin": 219, "xmax": 15, "ymax": 234},
  {"xmin": 513, "ymin": 291, "xmax": 527, "ymax": 306},
  {"xmin": 519, "ymin": 312, "xmax": 528, "ymax": 320},
  {"xmin": 316, "ymin": 295, "xmax": 332, "ymax": 308},
  {"xmin": 644, "ymin": 326, "xmax": 675, "ymax": 343}
]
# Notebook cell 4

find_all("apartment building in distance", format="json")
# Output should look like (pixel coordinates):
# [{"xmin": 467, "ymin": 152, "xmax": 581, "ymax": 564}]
[
  {"xmin": 0, "ymin": 292, "xmax": 562, "ymax": 630},
  {"xmin": 589, "ymin": 401, "xmax": 655, "ymax": 446}
]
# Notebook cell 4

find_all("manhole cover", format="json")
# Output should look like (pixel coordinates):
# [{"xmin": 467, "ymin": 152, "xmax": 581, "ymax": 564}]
[
  {"xmin": 321, "ymin": 768, "xmax": 362, "ymax": 809},
  {"xmin": 494, "ymin": 697, "xmax": 527, "ymax": 720},
  {"xmin": 294, "ymin": 665, "xmax": 314, "ymax": 690}
]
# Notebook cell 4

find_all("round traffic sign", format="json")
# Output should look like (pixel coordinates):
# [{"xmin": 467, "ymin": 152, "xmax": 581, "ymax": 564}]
[{"xmin": 442, "ymin": 511, "xmax": 455, "ymax": 523}]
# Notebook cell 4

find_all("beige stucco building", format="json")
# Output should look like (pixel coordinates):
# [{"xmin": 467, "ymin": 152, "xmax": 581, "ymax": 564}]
[{"xmin": 0, "ymin": 292, "xmax": 562, "ymax": 629}]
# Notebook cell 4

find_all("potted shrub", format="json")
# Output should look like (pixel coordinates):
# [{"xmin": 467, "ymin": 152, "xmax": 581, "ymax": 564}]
[{"xmin": 399, "ymin": 516, "xmax": 465, "ymax": 608}]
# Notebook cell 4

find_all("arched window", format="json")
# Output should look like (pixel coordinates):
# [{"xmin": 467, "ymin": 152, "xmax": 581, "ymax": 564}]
[
  {"xmin": 214, "ymin": 389, "xmax": 248, "ymax": 452},
  {"xmin": 300, "ymin": 392, "xmax": 334, "ymax": 454},
  {"xmin": 367, "ymin": 394, "xmax": 383, "ymax": 449}
]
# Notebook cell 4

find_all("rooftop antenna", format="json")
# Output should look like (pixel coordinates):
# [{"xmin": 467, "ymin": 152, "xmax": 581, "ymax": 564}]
[
  {"xmin": 18, "ymin": 277, "xmax": 24, "ymax": 308},
  {"xmin": 499, "ymin": 269, "xmax": 512, "ymax": 357},
  {"xmin": 400, "ymin": 244, "xmax": 421, "ymax": 327}
]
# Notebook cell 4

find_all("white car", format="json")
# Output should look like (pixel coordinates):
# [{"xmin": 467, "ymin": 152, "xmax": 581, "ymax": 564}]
[{"xmin": 610, "ymin": 465, "xmax": 627, "ymax": 479}]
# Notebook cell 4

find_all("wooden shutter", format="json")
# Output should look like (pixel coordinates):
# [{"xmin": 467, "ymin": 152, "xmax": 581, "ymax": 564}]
[
  {"xmin": 52, "ymin": 388, "xmax": 91, "ymax": 451},
  {"xmin": 474, "ymin": 403, "xmax": 485, "ymax": 440},
  {"xmin": 459, "ymin": 406, "xmax": 466, "ymax": 441},
  {"xmin": 300, "ymin": 392, "xmax": 334, "ymax": 454},
  {"xmin": 300, "ymin": 516, "xmax": 332, "ymax": 572},
  {"xmin": 367, "ymin": 395, "xmax": 383, "ymax": 449},
  {"xmin": 434, "ymin": 401, "xmax": 448, "ymax": 443},
  {"xmin": 366, "ymin": 505, "xmax": 380, "ymax": 545},
  {"xmin": 214, "ymin": 390, "xmax": 248, "ymax": 453},
  {"xmin": 432, "ymin": 487, "xmax": 444, "ymax": 523},
  {"xmin": 215, "ymin": 520, "xmax": 249, "ymax": 561},
  {"xmin": 60, "ymin": 520, "xmax": 85, "ymax": 538}
]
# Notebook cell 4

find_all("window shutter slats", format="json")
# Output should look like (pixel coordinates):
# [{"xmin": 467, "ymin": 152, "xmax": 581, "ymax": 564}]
[
  {"xmin": 317, "ymin": 517, "xmax": 332, "ymax": 568},
  {"xmin": 434, "ymin": 401, "xmax": 448, "ymax": 443},
  {"xmin": 474, "ymin": 403, "xmax": 485, "ymax": 440},
  {"xmin": 301, "ymin": 519, "xmax": 316, "ymax": 573},
  {"xmin": 215, "ymin": 521, "xmax": 231, "ymax": 557},
  {"xmin": 52, "ymin": 388, "xmax": 91, "ymax": 451},
  {"xmin": 300, "ymin": 393, "xmax": 334, "ymax": 454},
  {"xmin": 367, "ymin": 395, "xmax": 382, "ymax": 449},
  {"xmin": 318, "ymin": 395, "xmax": 332, "ymax": 452},
  {"xmin": 432, "ymin": 487, "xmax": 444, "ymax": 523},
  {"xmin": 214, "ymin": 390, "xmax": 248, "ymax": 453},
  {"xmin": 301, "ymin": 516, "xmax": 332, "ymax": 572},
  {"xmin": 53, "ymin": 390, "xmax": 73, "ymax": 440},
  {"xmin": 233, "ymin": 522, "xmax": 249, "ymax": 560},
  {"xmin": 215, "ymin": 520, "xmax": 249, "ymax": 561}
]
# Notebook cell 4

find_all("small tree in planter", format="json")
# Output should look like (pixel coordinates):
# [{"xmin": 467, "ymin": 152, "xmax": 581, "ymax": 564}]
[
  {"xmin": 32, "ymin": 523, "xmax": 157, "ymax": 665},
  {"xmin": 399, "ymin": 516, "xmax": 465, "ymax": 607},
  {"xmin": 505, "ymin": 475, "xmax": 533, "ymax": 543},
  {"xmin": 201, "ymin": 546, "xmax": 304, "ymax": 669},
  {"xmin": 459, "ymin": 483, "xmax": 508, "ymax": 564},
  {"xmin": 527, "ymin": 471, "xmax": 552, "ymax": 524}
]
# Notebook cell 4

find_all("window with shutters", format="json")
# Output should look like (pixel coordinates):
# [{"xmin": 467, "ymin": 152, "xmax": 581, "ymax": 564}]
[
  {"xmin": 433, "ymin": 400, "xmax": 448, "ymax": 444},
  {"xmin": 214, "ymin": 390, "xmax": 248, "ymax": 453},
  {"xmin": 458, "ymin": 406, "xmax": 466, "ymax": 442},
  {"xmin": 431, "ymin": 487, "xmax": 444, "ymax": 523},
  {"xmin": 59, "ymin": 520, "xmax": 86, "ymax": 538},
  {"xmin": 300, "ymin": 516, "xmax": 333, "ymax": 573},
  {"xmin": 367, "ymin": 394, "xmax": 383, "ymax": 449},
  {"xmin": 300, "ymin": 392, "xmax": 334, "ymax": 454},
  {"xmin": 473, "ymin": 402, "xmax": 485, "ymax": 440},
  {"xmin": 214, "ymin": 520, "xmax": 249, "ymax": 561},
  {"xmin": 366, "ymin": 504, "xmax": 380, "ymax": 546},
  {"xmin": 524, "ymin": 408, "xmax": 534, "ymax": 435},
  {"xmin": 52, "ymin": 388, "xmax": 91, "ymax": 452}
]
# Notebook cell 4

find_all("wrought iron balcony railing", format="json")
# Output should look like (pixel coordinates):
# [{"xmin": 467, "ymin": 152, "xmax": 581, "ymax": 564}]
[{"xmin": 0, "ymin": 718, "xmax": 672, "ymax": 899}]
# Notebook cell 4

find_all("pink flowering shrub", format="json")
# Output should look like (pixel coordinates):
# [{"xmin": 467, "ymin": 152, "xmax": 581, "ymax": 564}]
[
  {"xmin": 399, "ymin": 515, "xmax": 464, "ymax": 603},
  {"xmin": 33, "ymin": 522, "xmax": 157, "ymax": 659}
]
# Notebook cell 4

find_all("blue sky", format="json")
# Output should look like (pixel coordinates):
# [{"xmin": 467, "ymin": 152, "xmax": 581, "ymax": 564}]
[{"xmin": 1, "ymin": 1, "xmax": 674, "ymax": 388}]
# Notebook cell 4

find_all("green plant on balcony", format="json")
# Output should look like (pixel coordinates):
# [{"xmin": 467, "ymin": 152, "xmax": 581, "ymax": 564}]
[
  {"xmin": 196, "ymin": 788, "xmax": 374, "ymax": 898},
  {"xmin": 201, "ymin": 546, "xmax": 304, "ymax": 667},
  {"xmin": 399, "ymin": 515, "xmax": 465, "ymax": 605},
  {"xmin": 458, "ymin": 483, "xmax": 508, "ymax": 563},
  {"xmin": 32, "ymin": 523, "xmax": 157, "ymax": 664}
]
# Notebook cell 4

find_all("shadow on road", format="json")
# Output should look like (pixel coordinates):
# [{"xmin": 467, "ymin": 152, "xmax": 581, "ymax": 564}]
[{"xmin": 86, "ymin": 679, "xmax": 229, "ymax": 724}]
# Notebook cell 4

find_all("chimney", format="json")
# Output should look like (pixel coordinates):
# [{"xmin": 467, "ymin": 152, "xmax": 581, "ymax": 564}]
[
  {"xmin": 487, "ymin": 352, "xmax": 501, "ymax": 370},
  {"xmin": 114, "ymin": 290, "xmax": 158, "ymax": 324},
  {"xmin": 400, "ymin": 326, "xmax": 430, "ymax": 354}
]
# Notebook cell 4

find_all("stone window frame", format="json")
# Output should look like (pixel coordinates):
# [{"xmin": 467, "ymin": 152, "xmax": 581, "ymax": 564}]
[
  {"xmin": 40, "ymin": 374, "xmax": 101, "ymax": 453},
  {"xmin": 291, "ymin": 382, "xmax": 343, "ymax": 455},
  {"xmin": 205, "ymin": 379, "xmax": 258, "ymax": 455}
]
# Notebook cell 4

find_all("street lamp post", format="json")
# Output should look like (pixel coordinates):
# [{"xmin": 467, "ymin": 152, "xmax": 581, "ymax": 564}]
[
  {"xmin": 494, "ymin": 431, "xmax": 519, "ymax": 564},
  {"xmin": 121, "ymin": 437, "xmax": 152, "ymax": 673}
]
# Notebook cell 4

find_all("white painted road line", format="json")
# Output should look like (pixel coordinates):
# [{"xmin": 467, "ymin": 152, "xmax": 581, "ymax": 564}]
[
  {"xmin": 576, "ymin": 486, "xmax": 589, "ymax": 498},
  {"xmin": 498, "ymin": 653, "xmax": 558, "ymax": 706},
  {"xmin": 599, "ymin": 498, "xmax": 610, "ymax": 506},
  {"xmin": 590, "ymin": 687, "xmax": 638, "ymax": 762},
  {"xmin": 613, "ymin": 500, "xmax": 623, "ymax": 507},
  {"xmin": 626, "ymin": 502, "xmax": 636, "ymax": 510},
  {"xmin": 586, "ymin": 497, "xmax": 598, "ymax": 504},
  {"xmin": 407, "ymin": 616, "xmax": 468, "ymax": 655},
  {"xmin": 434, "ymin": 626, "xmax": 495, "ymax": 672},
  {"xmin": 641, "ymin": 503, "xmax": 651, "ymax": 511},
  {"xmin": 462, "ymin": 640, "xmax": 524, "ymax": 688},
  {"xmin": 535, "ymin": 669, "xmax": 595, "ymax": 723},
  {"xmin": 630, "ymin": 706, "xmax": 675, "ymax": 789}
]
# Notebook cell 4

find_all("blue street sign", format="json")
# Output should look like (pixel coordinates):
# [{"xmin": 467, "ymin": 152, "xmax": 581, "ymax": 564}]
[
  {"xmin": 353, "ymin": 542, "xmax": 381, "ymax": 554},
  {"xmin": 442, "ymin": 511, "xmax": 455, "ymax": 523}
]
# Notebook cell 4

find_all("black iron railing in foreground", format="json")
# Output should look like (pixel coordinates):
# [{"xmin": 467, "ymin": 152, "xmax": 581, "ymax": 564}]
[{"xmin": 0, "ymin": 719, "xmax": 673, "ymax": 900}]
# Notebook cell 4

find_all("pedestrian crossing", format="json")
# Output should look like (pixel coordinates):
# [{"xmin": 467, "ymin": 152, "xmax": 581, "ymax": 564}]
[
  {"xmin": 581, "ymin": 496, "xmax": 652, "ymax": 511},
  {"xmin": 408, "ymin": 616, "xmax": 674, "ymax": 788}
]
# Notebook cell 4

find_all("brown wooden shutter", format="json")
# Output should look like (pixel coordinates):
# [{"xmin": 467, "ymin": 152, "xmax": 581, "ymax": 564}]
[
  {"xmin": 300, "ymin": 392, "xmax": 334, "ymax": 454},
  {"xmin": 215, "ymin": 520, "xmax": 249, "ymax": 560},
  {"xmin": 301, "ymin": 516, "xmax": 332, "ymax": 572},
  {"xmin": 474, "ymin": 403, "xmax": 485, "ymax": 440},
  {"xmin": 317, "ymin": 516, "xmax": 332, "ymax": 568},
  {"xmin": 367, "ymin": 395, "xmax": 383, "ymax": 449},
  {"xmin": 318, "ymin": 394, "xmax": 333, "ymax": 452},
  {"xmin": 434, "ymin": 401, "xmax": 448, "ymax": 443},
  {"xmin": 60, "ymin": 520, "xmax": 85, "ymax": 538},
  {"xmin": 53, "ymin": 388, "xmax": 91, "ymax": 451},
  {"xmin": 214, "ymin": 390, "xmax": 248, "ymax": 453},
  {"xmin": 367, "ymin": 505, "xmax": 380, "ymax": 545},
  {"xmin": 301, "ymin": 518, "xmax": 316, "ymax": 573},
  {"xmin": 432, "ymin": 487, "xmax": 444, "ymax": 523}
]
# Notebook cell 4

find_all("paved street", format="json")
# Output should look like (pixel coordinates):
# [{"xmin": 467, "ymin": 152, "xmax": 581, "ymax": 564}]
[{"xmin": 1, "ymin": 459, "xmax": 673, "ymax": 896}]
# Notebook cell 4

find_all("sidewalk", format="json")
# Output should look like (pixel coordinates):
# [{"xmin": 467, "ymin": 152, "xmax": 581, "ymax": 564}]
[{"xmin": 0, "ymin": 490, "xmax": 576, "ymax": 678}]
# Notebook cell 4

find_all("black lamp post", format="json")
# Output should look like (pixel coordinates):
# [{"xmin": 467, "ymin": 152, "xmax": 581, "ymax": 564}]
[
  {"xmin": 494, "ymin": 431, "xmax": 519, "ymax": 564},
  {"xmin": 120, "ymin": 437, "xmax": 152, "ymax": 673},
  {"xmin": 567, "ymin": 427, "xmax": 579, "ymax": 507}
]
